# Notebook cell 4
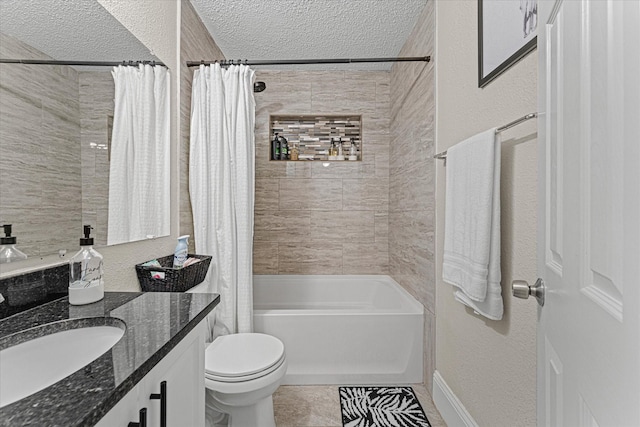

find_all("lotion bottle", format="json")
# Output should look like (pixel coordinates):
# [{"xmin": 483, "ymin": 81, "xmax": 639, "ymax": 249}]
[{"xmin": 69, "ymin": 225, "xmax": 104, "ymax": 305}]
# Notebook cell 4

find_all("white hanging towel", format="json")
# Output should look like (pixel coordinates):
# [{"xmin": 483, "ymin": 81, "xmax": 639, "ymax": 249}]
[{"xmin": 442, "ymin": 128, "xmax": 503, "ymax": 320}]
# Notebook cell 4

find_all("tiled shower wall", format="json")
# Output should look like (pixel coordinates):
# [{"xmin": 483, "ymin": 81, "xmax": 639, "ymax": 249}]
[
  {"xmin": 389, "ymin": 1, "xmax": 436, "ymax": 390},
  {"xmin": 253, "ymin": 70, "xmax": 390, "ymax": 275},
  {"xmin": 79, "ymin": 71, "xmax": 114, "ymax": 247},
  {"xmin": 0, "ymin": 33, "xmax": 81, "ymax": 257}
]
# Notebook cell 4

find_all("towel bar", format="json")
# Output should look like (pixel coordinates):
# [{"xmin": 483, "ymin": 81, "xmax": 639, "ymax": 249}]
[{"xmin": 433, "ymin": 113, "xmax": 538, "ymax": 161}]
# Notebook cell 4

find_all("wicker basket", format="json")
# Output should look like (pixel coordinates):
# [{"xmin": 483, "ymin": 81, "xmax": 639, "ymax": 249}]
[{"xmin": 135, "ymin": 254, "xmax": 212, "ymax": 292}]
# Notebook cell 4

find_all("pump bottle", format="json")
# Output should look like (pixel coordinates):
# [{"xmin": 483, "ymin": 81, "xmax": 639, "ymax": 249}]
[
  {"xmin": 0, "ymin": 224, "xmax": 28, "ymax": 263},
  {"xmin": 69, "ymin": 225, "xmax": 104, "ymax": 305}
]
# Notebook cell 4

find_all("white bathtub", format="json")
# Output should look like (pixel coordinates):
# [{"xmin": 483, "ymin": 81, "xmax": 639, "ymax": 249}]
[{"xmin": 253, "ymin": 275, "xmax": 424, "ymax": 385}]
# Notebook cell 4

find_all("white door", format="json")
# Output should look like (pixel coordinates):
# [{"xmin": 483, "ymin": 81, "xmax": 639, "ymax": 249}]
[{"xmin": 537, "ymin": 0, "xmax": 640, "ymax": 426}]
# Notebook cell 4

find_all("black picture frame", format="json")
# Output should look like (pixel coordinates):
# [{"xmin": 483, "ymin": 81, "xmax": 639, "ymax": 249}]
[{"xmin": 478, "ymin": 0, "xmax": 538, "ymax": 88}]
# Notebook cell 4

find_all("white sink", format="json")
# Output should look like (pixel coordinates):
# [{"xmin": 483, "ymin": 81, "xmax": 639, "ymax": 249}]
[{"xmin": 0, "ymin": 318, "xmax": 125, "ymax": 408}]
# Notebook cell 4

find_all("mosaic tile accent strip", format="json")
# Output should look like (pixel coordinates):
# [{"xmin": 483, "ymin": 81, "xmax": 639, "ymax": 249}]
[{"xmin": 270, "ymin": 115, "xmax": 361, "ymax": 161}]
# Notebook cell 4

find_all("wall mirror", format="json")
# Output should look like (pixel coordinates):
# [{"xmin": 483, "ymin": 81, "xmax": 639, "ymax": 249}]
[{"xmin": 0, "ymin": 0, "xmax": 169, "ymax": 264}]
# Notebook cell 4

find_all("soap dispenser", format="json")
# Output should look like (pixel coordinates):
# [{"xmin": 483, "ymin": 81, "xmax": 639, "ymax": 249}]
[
  {"xmin": 0, "ymin": 224, "xmax": 28, "ymax": 263},
  {"xmin": 68, "ymin": 225, "xmax": 104, "ymax": 305}
]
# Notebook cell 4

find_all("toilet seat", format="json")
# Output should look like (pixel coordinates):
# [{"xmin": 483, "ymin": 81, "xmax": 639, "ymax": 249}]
[{"xmin": 205, "ymin": 333, "xmax": 285, "ymax": 383}]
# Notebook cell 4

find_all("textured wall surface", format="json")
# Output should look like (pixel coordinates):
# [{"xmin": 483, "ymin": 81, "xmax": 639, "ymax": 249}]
[
  {"xmin": 434, "ymin": 1, "xmax": 538, "ymax": 425},
  {"xmin": 190, "ymin": 0, "xmax": 427, "ymax": 71},
  {"xmin": 179, "ymin": 0, "xmax": 226, "ymax": 250},
  {"xmin": 79, "ymin": 71, "xmax": 114, "ymax": 247},
  {"xmin": 0, "ymin": 33, "xmax": 81, "ymax": 258},
  {"xmin": 252, "ymin": 70, "xmax": 390, "ymax": 275},
  {"xmin": 388, "ymin": 1, "xmax": 436, "ymax": 391}
]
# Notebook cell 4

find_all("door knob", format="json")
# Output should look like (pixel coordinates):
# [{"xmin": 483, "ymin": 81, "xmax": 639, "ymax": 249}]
[{"xmin": 512, "ymin": 278, "xmax": 545, "ymax": 306}]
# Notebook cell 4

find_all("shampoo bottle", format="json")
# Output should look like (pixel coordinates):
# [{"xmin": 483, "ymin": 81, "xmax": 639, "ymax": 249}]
[
  {"xmin": 0, "ymin": 224, "xmax": 28, "ymax": 263},
  {"xmin": 272, "ymin": 133, "xmax": 281, "ymax": 160},
  {"xmin": 69, "ymin": 225, "xmax": 104, "ymax": 305},
  {"xmin": 279, "ymin": 135, "xmax": 289, "ymax": 160},
  {"xmin": 173, "ymin": 235, "xmax": 190, "ymax": 268}
]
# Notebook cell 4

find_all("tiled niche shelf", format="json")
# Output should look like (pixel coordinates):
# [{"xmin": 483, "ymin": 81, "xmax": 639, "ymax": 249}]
[{"xmin": 269, "ymin": 115, "xmax": 362, "ymax": 161}]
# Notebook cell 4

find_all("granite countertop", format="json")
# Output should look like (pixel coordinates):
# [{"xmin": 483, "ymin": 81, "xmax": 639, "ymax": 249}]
[{"xmin": 0, "ymin": 291, "xmax": 219, "ymax": 427}]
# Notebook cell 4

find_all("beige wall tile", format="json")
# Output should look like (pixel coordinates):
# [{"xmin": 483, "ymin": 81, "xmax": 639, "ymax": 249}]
[
  {"xmin": 279, "ymin": 179, "xmax": 342, "ymax": 210},
  {"xmin": 253, "ymin": 70, "xmax": 390, "ymax": 276},
  {"xmin": 342, "ymin": 178, "xmax": 389, "ymax": 211},
  {"xmin": 309, "ymin": 210, "xmax": 375, "ymax": 243},
  {"xmin": 256, "ymin": 159, "xmax": 312, "ymax": 179},
  {"xmin": 342, "ymin": 242, "xmax": 389, "ymax": 274},
  {"xmin": 374, "ymin": 211, "xmax": 389, "ymax": 243},
  {"xmin": 255, "ymin": 178, "xmax": 280, "ymax": 211},
  {"xmin": 253, "ymin": 242, "xmax": 278, "ymax": 274},
  {"xmin": 254, "ymin": 210, "xmax": 311, "ymax": 243},
  {"xmin": 278, "ymin": 243, "xmax": 343, "ymax": 275}
]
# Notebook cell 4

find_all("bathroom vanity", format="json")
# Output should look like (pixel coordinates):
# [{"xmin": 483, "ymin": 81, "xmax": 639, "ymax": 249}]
[{"xmin": 0, "ymin": 291, "xmax": 219, "ymax": 426}]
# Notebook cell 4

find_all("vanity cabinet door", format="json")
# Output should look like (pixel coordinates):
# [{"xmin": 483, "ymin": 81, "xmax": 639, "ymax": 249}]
[
  {"xmin": 141, "ymin": 321, "xmax": 206, "ymax": 427},
  {"xmin": 94, "ymin": 386, "xmax": 141, "ymax": 427},
  {"xmin": 95, "ymin": 321, "xmax": 206, "ymax": 427}
]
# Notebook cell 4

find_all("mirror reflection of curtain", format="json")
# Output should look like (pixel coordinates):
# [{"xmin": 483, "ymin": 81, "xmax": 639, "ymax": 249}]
[
  {"xmin": 107, "ymin": 65, "xmax": 170, "ymax": 245},
  {"xmin": 189, "ymin": 64, "xmax": 255, "ymax": 337}
]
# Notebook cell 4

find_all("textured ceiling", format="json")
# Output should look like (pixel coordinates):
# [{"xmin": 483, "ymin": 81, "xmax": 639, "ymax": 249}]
[
  {"xmin": 189, "ymin": 0, "xmax": 428, "ymax": 70},
  {"xmin": 0, "ymin": 0, "xmax": 158, "ymax": 64}
]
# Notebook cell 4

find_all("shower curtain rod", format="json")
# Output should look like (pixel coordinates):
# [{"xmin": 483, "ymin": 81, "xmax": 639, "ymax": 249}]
[
  {"xmin": 0, "ymin": 59, "xmax": 166, "ymax": 67},
  {"xmin": 186, "ymin": 56, "xmax": 430, "ymax": 67},
  {"xmin": 433, "ymin": 113, "xmax": 538, "ymax": 161}
]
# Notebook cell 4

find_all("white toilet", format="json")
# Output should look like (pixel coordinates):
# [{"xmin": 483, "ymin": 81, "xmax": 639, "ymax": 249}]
[{"xmin": 204, "ymin": 333, "xmax": 287, "ymax": 427}]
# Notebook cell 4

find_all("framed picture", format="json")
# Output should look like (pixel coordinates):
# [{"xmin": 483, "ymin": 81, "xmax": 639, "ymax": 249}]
[{"xmin": 478, "ymin": 0, "xmax": 538, "ymax": 88}]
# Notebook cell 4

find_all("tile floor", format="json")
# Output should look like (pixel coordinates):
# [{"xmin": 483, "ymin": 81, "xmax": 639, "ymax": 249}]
[{"xmin": 273, "ymin": 384, "xmax": 447, "ymax": 427}]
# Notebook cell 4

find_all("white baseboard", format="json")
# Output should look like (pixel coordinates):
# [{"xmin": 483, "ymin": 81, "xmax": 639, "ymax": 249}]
[{"xmin": 432, "ymin": 370, "xmax": 479, "ymax": 427}]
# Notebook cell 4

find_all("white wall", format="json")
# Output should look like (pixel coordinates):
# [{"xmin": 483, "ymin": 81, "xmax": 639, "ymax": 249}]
[
  {"xmin": 96, "ymin": 0, "xmax": 181, "ymax": 290},
  {"xmin": 434, "ymin": 1, "xmax": 538, "ymax": 426}
]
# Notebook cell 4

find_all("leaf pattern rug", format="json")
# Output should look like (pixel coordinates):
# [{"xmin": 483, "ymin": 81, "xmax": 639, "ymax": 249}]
[{"xmin": 339, "ymin": 386, "xmax": 431, "ymax": 427}]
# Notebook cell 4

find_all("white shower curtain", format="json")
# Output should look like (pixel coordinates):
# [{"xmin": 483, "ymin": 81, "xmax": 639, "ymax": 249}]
[
  {"xmin": 108, "ymin": 65, "xmax": 170, "ymax": 245},
  {"xmin": 189, "ymin": 64, "xmax": 255, "ymax": 336}
]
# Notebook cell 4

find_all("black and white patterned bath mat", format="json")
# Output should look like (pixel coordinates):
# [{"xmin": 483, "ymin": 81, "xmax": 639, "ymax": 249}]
[{"xmin": 339, "ymin": 386, "xmax": 431, "ymax": 427}]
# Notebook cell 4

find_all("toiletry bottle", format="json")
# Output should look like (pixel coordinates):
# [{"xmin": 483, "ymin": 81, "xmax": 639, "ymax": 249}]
[
  {"xmin": 349, "ymin": 138, "xmax": 358, "ymax": 160},
  {"xmin": 69, "ymin": 225, "xmax": 104, "ymax": 304},
  {"xmin": 329, "ymin": 139, "xmax": 336, "ymax": 158},
  {"xmin": 290, "ymin": 143, "xmax": 299, "ymax": 161},
  {"xmin": 0, "ymin": 224, "xmax": 28, "ymax": 263},
  {"xmin": 272, "ymin": 133, "xmax": 280, "ymax": 160},
  {"xmin": 173, "ymin": 235, "xmax": 190, "ymax": 268},
  {"xmin": 279, "ymin": 135, "xmax": 289, "ymax": 160}
]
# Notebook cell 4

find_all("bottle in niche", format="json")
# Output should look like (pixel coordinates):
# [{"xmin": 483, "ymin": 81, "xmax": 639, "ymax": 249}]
[
  {"xmin": 337, "ymin": 138, "xmax": 345, "ymax": 160},
  {"xmin": 272, "ymin": 133, "xmax": 281, "ymax": 160},
  {"xmin": 290, "ymin": 142, "xmax": 299, "ymax": 161},
  {"xmin": 328, "ymin": 138, "xmax": 336, "ymax": 160},
  {"xmin": 349, "ymin": 138, "xmax": 358, "ymax": 161},
  {"xmin": 69, "ymin": 225, "xmax": 104, "ymax": 305},
  {"xmin": 279, "ymin": 135, "xmax": 289, "ymax": 160}
]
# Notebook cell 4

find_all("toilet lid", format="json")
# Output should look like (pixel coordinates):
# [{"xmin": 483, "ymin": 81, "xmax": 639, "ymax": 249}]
[{"xmin": 205, "ymin": 333, "xmax": 285, "ymax": 380}]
